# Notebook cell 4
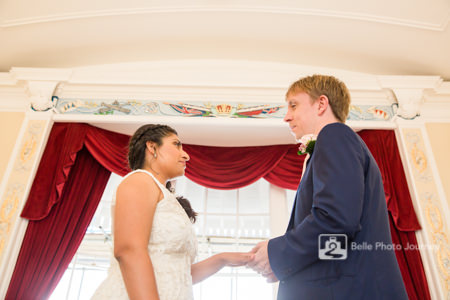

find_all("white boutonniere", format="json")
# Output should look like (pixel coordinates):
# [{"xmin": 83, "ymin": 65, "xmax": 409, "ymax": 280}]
[{"xmin": 297, "ymin": 134, "xmax": 317, "ymax": 156}]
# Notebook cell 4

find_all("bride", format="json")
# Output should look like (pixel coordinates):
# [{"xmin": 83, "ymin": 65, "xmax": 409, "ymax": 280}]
[{"xmin": 91, "ymin": 124, "xmax": 252, "ymax": 300}]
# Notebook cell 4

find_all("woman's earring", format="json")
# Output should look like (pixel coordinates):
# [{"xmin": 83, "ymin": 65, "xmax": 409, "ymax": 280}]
[{"xmin": 153, "ymin": 153, "xmax": 157, "ymax": 158}]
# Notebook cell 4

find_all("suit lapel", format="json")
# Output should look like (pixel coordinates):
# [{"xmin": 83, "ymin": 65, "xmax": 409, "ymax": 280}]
[
  {"xmin": 287, "ymin": 154, "xmax": 312, "ymax": 230},
  {"xmin": 286, "ymin": 154, "xmax": 311, "ymax": 230}
]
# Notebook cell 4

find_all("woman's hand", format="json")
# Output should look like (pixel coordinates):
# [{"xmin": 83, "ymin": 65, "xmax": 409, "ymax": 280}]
[
  {"xmin": 220, "ymin": 252, "xmax": 254, "ymax": 267},
  {"xmin": 192, "ymin": 251, "xmax": 254, "ymax": 284}
]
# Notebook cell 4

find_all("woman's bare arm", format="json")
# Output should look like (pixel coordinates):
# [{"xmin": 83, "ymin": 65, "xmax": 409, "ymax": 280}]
[
  {"xmin": 191, "ymin": 252, "xmax": 253, "ymax": 284},
  {"xmin": 114, "ymin": 173, "xmax": 162, "ymax": 300}
]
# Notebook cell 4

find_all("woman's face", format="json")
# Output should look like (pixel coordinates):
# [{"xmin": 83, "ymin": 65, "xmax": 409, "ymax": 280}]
[{"xmin": 152, "ymin": 133, "xmax": 190, "ymax": 179}]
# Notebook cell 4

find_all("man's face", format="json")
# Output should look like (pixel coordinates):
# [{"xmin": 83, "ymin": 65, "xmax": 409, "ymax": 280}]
[{"xmin": 284, "ymin": 92, "xmax": 318, "ymax": 140}]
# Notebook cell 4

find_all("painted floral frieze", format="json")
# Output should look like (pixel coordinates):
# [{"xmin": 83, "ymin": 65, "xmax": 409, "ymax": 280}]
[{"xmin": 54, "ymin": 97, "xmax": 395, "ymax": 121}]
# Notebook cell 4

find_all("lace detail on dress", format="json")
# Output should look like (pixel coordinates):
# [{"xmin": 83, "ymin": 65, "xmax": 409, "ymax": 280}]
[{"xmin": 91, "ymin": 170, "xmax": 197, "ymax": 300}]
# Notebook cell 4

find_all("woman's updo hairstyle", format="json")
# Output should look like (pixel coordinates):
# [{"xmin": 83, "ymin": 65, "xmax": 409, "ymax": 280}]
[
  {"xmin": 128, "ymin": 124, "xmax": 197, "ymax": 223},
  {"xmin": 128, "ymin": 124, "xmax": 177, "ymax": 170}
]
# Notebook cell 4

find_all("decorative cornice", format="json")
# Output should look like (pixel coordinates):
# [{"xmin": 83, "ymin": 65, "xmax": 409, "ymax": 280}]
[
  {"xmin": 434, "ymin": 81, "xmax": 450, "ymax": 94},
  {"xmin": 25, "ymin": 81, "xmax": 60, "ymax": 112},
  {"xmin": 377, "ymin": 75, "xmax": 443, "ymax": 90},
  {"xmin": 0, "ymin": 86, "xmax": 29, "ymax": 111},
  {"xmin": 418, "ymin": 82, "xmax": 450, "ymax": 120},
  {"xmin": 10, "ymin": 68, "xmax": 72, "ymax": 82},
  {"xmin": 0, "ymin": 73, "xmax": 17, "ymax": 86},
  {"xmin": 67, "ymin": 60, "xmax": 379, "ymax": 88},
  {"xmin": 393, "ymin": 89, "xmax": 426, "ymax": 120},
  {"xmin": 0, "ymin": 66, "xmax": 448, "ymax": 120},
  {"xmin": 377, "ymin": 76, "xmax": 444, "ymax": 120},
  {"xmin": 426, "ymin": 82, "xmax": 450, "ymax": 102},
  {"xmin": 3, "ymin": 68, "xmax": 72, "ymax": 112}
]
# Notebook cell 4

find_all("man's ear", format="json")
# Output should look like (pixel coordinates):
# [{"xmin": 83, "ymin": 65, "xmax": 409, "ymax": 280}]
[{"xmin": 317, "ymin": 95, "xmax": 329, "ymax": 115}]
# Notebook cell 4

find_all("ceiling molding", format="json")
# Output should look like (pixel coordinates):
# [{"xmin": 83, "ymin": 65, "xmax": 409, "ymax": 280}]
[
  {"xmin": 0, "ymin": 86, "xmax": 29, "ymax": 111},
  {"xmin": 54, "ymin": 83, "xmax": 393, "ymax": 107},
  {"xmin": 0, "ymin": 73, "xmax": 17, "ymax": 86},
  {"xmin": 423, "ymin": 83, "xmax": 450, "ymax": 107},
  {"xmin": 56, "ymin": 83, "xmax": 287, "ymax": 104},
  {"xmin": 1, "ymin": 65, "xmax": 448, "ymax": 120},
  {"xmin": 434, "ymin": 81, "xmax": 450, "ymax": 94},
  {"xmin": 4, "ymin": 61, "xmax": 384, "ymax": 89},
  {"xmin": 10, "ymin": 67, "xmax": 72, "ymax": 82},
  {"xmin": 377, "ymin": 75, "xmax": 443, "ymax": 89},
  {"xmin": 420, "ymin": 98, "xmax": 450, "ymax": 119},
  {"xmin": 67, "ymin": 60, "xmax": 384, "ymax": 91},
  {"xmin": 1, "ymin": 6, "xmax": 448, "ymax": 32}
]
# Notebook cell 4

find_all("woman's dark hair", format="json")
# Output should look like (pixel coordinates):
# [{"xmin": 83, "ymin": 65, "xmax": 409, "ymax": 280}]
[
  {"xmin": 166, "ymin": 182, "xmax": 197, "ymax": 223},
  {"xmin": 128, "ymin": 124, "xmax": 178, "ymax": 171},
  {"xmin": 128, "ymin": 124, "xmax": 197, "ymax": 223}
]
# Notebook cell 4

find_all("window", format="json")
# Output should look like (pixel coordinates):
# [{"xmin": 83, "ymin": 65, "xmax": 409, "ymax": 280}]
[
  {"xmin": 175, "ymin": 176, "xmax": 272, "ymax": 300},
  {"xmin": 175, "ymin": 176, "xmax": 270, "ymax": 239},
  {"xmin": 51, "ymin": 174, "xmax": 290, "ymax": 300}
]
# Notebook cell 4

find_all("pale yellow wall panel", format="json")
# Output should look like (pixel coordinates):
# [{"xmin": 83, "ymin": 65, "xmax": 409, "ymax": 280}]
[
  {"xmin": 425, "ymin": 123, "xmax": 450, "ymax": 208},
  {"xmin": 0, "ymin": 112, "xmax": 25, "ymax": 184}
]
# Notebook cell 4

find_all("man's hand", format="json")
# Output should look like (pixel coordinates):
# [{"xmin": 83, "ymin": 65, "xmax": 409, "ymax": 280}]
[
  {"xmin": 263, "ymin": 271, "xmax": 279, "ymax": 283},
  {"xmin": 247, "ymin": 240, "xmax": 278, "ymax": 282},
  {"xmin": 220, "ymin": 252, "xmax": 254, "ymax": 267}
]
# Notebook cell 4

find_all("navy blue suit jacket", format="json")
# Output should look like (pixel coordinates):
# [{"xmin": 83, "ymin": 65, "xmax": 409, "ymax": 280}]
[{"xmin": 268, "ymin": 123, "xmax": 408, "ymax": 300}]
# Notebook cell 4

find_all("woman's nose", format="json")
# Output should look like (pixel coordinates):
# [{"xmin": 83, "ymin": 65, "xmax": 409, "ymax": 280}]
[{"xmin": 182, "ymin": 150, "xmax": 190, "ymax": 161}]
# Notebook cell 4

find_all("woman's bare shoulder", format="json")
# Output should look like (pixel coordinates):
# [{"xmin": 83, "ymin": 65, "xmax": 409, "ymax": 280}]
[{"xmin": 117, "ymin": 172, "xmax": 161, "ymax": 203}]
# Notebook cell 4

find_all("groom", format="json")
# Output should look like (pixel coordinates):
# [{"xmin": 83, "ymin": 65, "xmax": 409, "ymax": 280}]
[{"xmin": 248, "ymin": 75, "xmax": 408, "ymax": 299}]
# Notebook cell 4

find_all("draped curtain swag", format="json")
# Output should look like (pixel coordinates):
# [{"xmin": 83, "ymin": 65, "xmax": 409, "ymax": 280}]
[{"xmin": 6, "ymin": 123, "xmax": 429, "ymax": 300}]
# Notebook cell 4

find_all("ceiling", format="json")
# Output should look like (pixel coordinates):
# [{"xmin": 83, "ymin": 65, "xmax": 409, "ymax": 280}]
[{"xmin": 1, "ymin": 0, "xmax": 450, "ymax": 80}]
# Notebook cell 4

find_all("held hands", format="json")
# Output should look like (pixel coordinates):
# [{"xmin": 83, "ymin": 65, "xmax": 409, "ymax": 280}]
[
  {"xmin": 219, "ymin": 252, "xmax": 254, "ymax": 267},
  {"xmin": 214, "ymin": 242, "xmax": 279, "ymax": 283},
  {"xmin": 191, "ymin": 252, "xmax": 255, "ymax": 284},
  {"xmin": 247, "ymin": 240, "xmax": 279, "ymax": 283}
]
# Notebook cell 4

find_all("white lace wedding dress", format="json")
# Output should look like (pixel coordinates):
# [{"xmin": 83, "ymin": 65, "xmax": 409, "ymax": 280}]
[{"xmin": 91, "ymin": 169, "xmax": 198, "ymax": 300}]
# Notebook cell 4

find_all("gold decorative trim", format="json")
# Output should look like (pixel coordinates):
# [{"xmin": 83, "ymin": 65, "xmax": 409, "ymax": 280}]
[
  {"xmin": 403, "ymin": 128, "xmax": 450, "ymax": 296},
  {"xmin": 0, "ymin": 120, "xmax": 46, "ymax": 262}
]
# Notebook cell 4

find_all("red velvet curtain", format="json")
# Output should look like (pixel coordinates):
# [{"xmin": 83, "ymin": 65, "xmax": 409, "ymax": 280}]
[
  {"xmin": 18, "ymin": 123, "xmax": 130, "ymax": 221},
  {"xmin": 6, "ymin": 123, "xmax": 130, "ymax": 299},
  {"xmin": 358, "ymin": 130, "xmax": 431, "ymax": 300},
  {"xmin": 8, "ymin": 123, "xmax": 429, "ymax": 300},
  {"xmin": 389, "ymin": 214, "xmax": 431, "ymax": 300},
  {"xmin": 183, "ymin": 144, "xmax": 305, "ymax": 189},
  {"xmin": 6, "ymin": 147, "xmax": 111, "ymax": 299}
]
